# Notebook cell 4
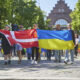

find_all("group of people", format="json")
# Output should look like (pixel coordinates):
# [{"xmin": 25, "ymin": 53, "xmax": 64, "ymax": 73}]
[
  {"xmin": 0, "ymin": 24, "xmax": 40, "ymax": 65},
  {"xmin": 46, "ymin": 24, "xmax": 79, "ymax": 64},
  {"xmin": 0, "ymin": 23, "xmax": 80, "ymax": 65}
]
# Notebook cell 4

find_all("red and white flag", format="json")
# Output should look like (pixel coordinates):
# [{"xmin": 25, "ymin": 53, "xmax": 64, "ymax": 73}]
[{"xmin": 0, "ymin": 29, "xmax": 38, "ymax": 48}]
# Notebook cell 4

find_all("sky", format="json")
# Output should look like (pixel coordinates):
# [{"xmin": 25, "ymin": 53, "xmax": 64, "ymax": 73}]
[{"xmin": 36, "ymin": 0, "xmax": 78, "ymax": 16}]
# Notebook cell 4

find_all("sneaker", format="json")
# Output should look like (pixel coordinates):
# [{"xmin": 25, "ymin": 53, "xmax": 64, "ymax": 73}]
[
  {"xmin": 34, "ymin": 61, "xmax": 38, "ymax": 64},
  {"xmin": 4, "ymin": 62, "xmax": 8, "ymax": 65},
  {"xmin": 74, "ymin": 55, "xmax": 77, "ymax": 58},
  {"xmin": 31, "ymin": 60, "xmax": 34, "ymax": 64},
  {"xmin": 69, "ymin": 61, "xmax": 74, "ymax": 64},
  {"xmin": 64, "ymin": 61, "xmax": 68, "ymax": 64}
]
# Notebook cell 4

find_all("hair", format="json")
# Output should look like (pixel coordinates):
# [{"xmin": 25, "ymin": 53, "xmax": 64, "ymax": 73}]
[
  {"xmin": 56, "ymin": 24, "xmax": 60, "ymax": 27},
  {"xmin": 33, "ymin": 24, "xmax": 39, "ymax": 29},
  {"xmin": 75, "ymin": 34, "xmax": 78, "ymax": 38},
  {"xmin": 33, "ymin": 24, "xmax": 38, "ymax": 27},
  {"xmin": 56, "ymin": 24, "xmax": 61, "ymax": 30}
]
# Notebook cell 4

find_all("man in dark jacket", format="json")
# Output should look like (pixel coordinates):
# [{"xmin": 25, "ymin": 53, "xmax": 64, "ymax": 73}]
[{"xmin": 64, "ymin": 23, "xmax": 75, "ymax": 64}]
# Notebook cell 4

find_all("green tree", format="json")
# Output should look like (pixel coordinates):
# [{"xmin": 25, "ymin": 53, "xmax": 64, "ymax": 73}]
[
  {"xmin": 70, "ymin": 0, "xmax": 80, "ymax": 33},
  {"xmin": 37, "ymin": 9, "xmax": 45, "ymax": 29},
  {"xmin": 0, "ymin": 0, "xmax": 50, "ymax": 30}
]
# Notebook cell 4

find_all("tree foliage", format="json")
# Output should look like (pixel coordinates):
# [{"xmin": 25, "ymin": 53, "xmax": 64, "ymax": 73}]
[
  {"xmin": 0, "ymin": 0, "xmax": 50, "ymax": 29},
  {"xmin": 70, "ymin": 0, "xmax": 80, "ymax": 33}
]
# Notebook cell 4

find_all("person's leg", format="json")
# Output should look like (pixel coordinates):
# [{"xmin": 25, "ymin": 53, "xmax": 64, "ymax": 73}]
[
  {"xmin": 32, "ymin": 47, "xmax": 34, "ymax": 60},
  {"xmin": 4, "ymin": 54, "xmax": 8, "ymax": 65},
  {"xmin": 17, "ymin": 50, "xmax": 22, "ymax": 64},
  {"xmin": 16, "ymin": 44, "xmax": 22, "ymax": 63},
  {"xmin": 47, "ymin": 50, "xmax": 49, "ymax": 60},
  {"xmin": 8, "ymin": 52, "xmax": 12, "ymax": 64},
  {"xmin": 70, "ymin": 50, "xmax": 74, "ymax": 63},
  {"xmin": 76, "ymin": 46, "xmax": 78, "ymax": 56},
  {"xmin": 28, "ymin": 53, "xmax": 31, "ymax": 60},
  {"xmin": 21, "ymin": 48, "xmax": 25, "ymax": 57},
  {"xmin": 49, "ymin": 50, "xmax": 51, "ymax": 60},
  {"xmin": 31, "ymin": 47, "xmax": 35, "ymax": 64},
  {"xmin": 14, "ymin": 44, "xmax": 16, "ymax": 56},
  {"xmin": 59, "ymin": 50, "xmax": 63, "ymax": 62},
  {"xmin": 35, "ymin": 47, "xmax": 39, "ymax": 61},
  {"xmin": 58, "ymin": 50, "xmax": 61, "ymax": 62},
  {"xmin": 38, "ymin": 52, "xmax": 41, "ymax": 61},
  {"xmin": 55, "ymin": 50, "xmax": 58, "ymax": 62},
  {"xmin": 75, "ymin": 45, "xmax": 78, "ymax": 57},
  {"xmin": 64, "ymin": 50, "xmax": 69, "ymax": 63},
  {"xmin": 52, "ymin": 50, "xmax": 55, "ymax": 56},
  {"xmin": 3, "ymin": 50, "xmax": 9, "ymax": 65}
]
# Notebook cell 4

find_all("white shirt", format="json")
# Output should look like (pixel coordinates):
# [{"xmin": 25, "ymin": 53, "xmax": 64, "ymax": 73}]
[{"xmin": 75, "ymin": 38, "xmax": 79, "ymax": 45}]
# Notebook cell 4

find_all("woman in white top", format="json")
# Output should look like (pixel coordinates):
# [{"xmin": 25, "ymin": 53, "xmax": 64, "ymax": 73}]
[{"xmin": 75, "ymin": 34, "xmax": 79, "ymax": 57}]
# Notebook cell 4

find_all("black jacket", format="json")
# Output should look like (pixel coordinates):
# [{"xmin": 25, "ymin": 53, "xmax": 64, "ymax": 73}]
[
  {"xmin": 70, "ymin": 30, "xmax": 75, "ymax": 45},
  {"xmin": 0, "ymin": 33, "xmax": 12, "ymax": 54}
]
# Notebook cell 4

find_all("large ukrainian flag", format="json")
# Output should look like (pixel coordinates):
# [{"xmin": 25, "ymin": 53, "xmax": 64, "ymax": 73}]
[{"xmin": 37, "ymin": 30, "xmax": 74, "ymax": 50}]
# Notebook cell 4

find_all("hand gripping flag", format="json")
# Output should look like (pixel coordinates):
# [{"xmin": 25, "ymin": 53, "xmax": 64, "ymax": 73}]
[
  {"xmin": 0, "ymin": 29, "xmax": 38, "ymax": 48},
  {"xmin": 37, "ymin": 29, "xmax": 74, "ymax": 50}
]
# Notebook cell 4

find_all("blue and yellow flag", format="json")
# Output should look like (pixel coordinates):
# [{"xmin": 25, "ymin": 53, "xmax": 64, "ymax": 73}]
[{"xmin": 37, "ymin": 30, "xmax": 74, "ymax": 50}]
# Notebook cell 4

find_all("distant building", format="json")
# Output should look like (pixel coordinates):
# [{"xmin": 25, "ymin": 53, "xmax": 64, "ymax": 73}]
[{"xmin": 47, "ymin": 0, "xmax": 72, "ymax": 29}]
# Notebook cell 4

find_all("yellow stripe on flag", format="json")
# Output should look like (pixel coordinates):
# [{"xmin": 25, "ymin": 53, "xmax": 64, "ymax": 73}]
[{"xmin": 39, "ymin": 39, "xmax": 74, "ymax": 50}]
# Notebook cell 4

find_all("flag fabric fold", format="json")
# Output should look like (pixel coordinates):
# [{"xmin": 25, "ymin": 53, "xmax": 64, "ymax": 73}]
[{"xmin": 37, "ymin": 29, "xmax": 74, "ymax": 50}]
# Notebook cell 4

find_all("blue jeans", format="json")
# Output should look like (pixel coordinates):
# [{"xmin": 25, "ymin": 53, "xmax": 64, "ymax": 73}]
[
  {"xmin": 65, "ymin": 50, "xmax": 74, "ymax": 62},
  {"xmin": 55, "ymin": 50, "xmax": 62, "ymax": 62}
]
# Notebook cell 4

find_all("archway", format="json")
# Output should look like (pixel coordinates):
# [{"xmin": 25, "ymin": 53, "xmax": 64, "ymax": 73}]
[{"xmin": 55, "ymin": 19, "xmax": 68, "ymax": 27}]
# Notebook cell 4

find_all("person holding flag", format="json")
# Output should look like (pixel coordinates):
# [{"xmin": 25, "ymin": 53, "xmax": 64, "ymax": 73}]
[
  {"xmin": 64, "ymin": 23, "xmax": 75, "ymax": 64},
  {"xmin": 31, "ymin": 24, "xmax": 39, "ymax": 64},
  {"xmin": 54, "ymin": 24, "xmax": 63, "ymax": 62},
  {"xmin": 16, "ymin": 25, "xmax": 25, "ymax": 64},
  {"xmin": 1, "ymin": 25, "xmax": 12, "ymax": 65}
]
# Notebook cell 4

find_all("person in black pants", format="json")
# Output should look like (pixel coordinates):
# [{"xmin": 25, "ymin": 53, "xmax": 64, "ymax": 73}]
[
  {"xmin": 31, "ymin": 47, "xmax": 39, "ymax": 64},
  {"xmin": 31, "ymin": 24, "xmax": 39, "ymax": 64},
  {"xmin": 0, "ymin": 32, "xmax": 12, "ymax": 65},
  {"xmin": 75, "ymin": 34, "xmax": 79, "ymax": 57}
]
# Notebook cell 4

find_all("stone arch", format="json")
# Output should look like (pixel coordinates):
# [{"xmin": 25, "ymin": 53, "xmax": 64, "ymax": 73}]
[
  {"xmin": 47, "ymin": 0, "xmax": 72, "ymax": 28},
  {"xmin": 54, "ymin": 19, "xmax": 68, "ymax": 25},
  {"xmin": 53, "ymin": 17, "xmax": 70, "ymax": 25}
]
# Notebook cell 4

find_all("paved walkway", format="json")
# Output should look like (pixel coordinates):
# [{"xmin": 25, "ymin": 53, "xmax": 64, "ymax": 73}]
[{"xmin": 0, "ymin": 56, "xmax": 80, "ymax": 80}]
